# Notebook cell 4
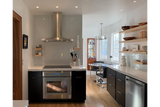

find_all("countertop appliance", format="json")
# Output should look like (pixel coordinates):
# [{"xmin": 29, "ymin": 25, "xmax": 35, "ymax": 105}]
[
  {"xmin": 126, "ymin": 76, "xmax": 146, "ymax": 107},
  {"xmin": 43, "ymin": 71, "xmax": 72, "ymax": 99},
  {"xmin": 43, "ymin": 65, "xmax": 71, "ymax": 69}
]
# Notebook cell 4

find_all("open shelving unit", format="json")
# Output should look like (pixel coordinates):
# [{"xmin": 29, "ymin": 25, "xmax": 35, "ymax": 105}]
[
  {"xmin": 119, "ymin": 51, "xmax": 147, "ymax": 54},
  {"xmin": 73, "ymin": 48, "xmax": 80, "ymax": 50},
  {"xmin": 119, "ymin": 24, "xmax": 147, "ymax": 34},
  {"xmin": 35, "ymin": 47, "xmax": 42, "ymax": 57},
  {"xmin": 133, "ymin": 61, "xmax": 147, "ymax": 65},
  {"xmin": 119, "ymin": 38, "xmax": 147, "ymax": 43},
  {"xmin": 119, "ymin": 24, "xmax": 147, "ymax": 65}
]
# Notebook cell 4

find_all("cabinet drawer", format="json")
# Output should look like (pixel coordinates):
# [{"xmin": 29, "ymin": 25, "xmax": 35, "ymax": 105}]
[
  {"xmin": 116, "ymin": 72, "xmax": 125, "ymax": 82},
  {"xmin": 108, "ymin": 68, "xmax": 116, "ymax": 77},
  {"xmin": 116, "ymin": 78, "xmax": 125, "ymax": 94},
  {"xmin": 116, "ymin": 90, "xmax": 125, "ymax": 107},
  {"xmin": 28, "ymin": 71, "xmax": 42, "ymax": 77},
  {"xmin": 108, "ymin": 83, "xmax": 115, "ymax": 99},
  {"xmin": 108, "ymin": 74, "xmax": 115, "ymax": 88}
]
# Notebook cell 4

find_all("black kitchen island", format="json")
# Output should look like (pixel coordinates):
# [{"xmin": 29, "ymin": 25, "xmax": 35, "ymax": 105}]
[{"xmin": 28, "ymin": 70, "xmax": 86, "ymax": 103}]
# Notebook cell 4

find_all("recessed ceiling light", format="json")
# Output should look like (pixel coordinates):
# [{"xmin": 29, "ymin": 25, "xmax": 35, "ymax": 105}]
[
  {"xmin": 75, "ymin": 6, "xmax": 78, "ymax": 8},
  {"xmin": 120, "ymin": 9, "xmax": 123, "ymax": 11},
  {"xmin": 36, "ymin": 6, "xmax": 39, "ymax": 8},
  {"xmin": 56, "ymin": 6, "xmax": 59, "ymax": 8},
  {"xmin": 133, "ymin": 1, "xmax": 136, "ymax": 3}
]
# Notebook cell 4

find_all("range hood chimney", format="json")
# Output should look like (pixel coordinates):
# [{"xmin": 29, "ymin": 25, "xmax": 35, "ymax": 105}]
[{"xmin": 41, "ymin": 12, "xmax": 74, "ymax": 42}]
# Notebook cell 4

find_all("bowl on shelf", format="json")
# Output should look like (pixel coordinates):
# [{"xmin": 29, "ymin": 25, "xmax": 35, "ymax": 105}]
[
  {"xmin": 130, "ymin": 25, "xmax": 139, "ymax": 29},
  {"xmin": 135, "ymin": 60, "xmax": 140, "ymax": 62},
  {"xmin": 121, "ymin": 26, "xmax": 130, "ymax": 30},
  {"xmin": 139, "ymin": 22, "xmax": 147, "ymax": 26},
  {"xmin": 123, "ymin": 37, "xmax": 135, "ymax": 41},
  {"xmin": 142, "ymin": 46, "xmax": 147, "ymax": 52}
]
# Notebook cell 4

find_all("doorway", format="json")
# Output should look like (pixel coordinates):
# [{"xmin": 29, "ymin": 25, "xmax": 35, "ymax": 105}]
[{"xmin": 13, "ymin": 11, "xmax": 22, "ymax": 100}]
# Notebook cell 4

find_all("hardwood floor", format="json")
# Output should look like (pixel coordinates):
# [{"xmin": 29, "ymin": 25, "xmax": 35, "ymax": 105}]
[{"xmin": 29, "ymin": 75, "xmax": 121, "ymax": 107}]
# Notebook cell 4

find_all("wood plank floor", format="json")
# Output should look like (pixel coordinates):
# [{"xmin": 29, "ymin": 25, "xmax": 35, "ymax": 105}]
[{"xmin": 29, "ymin": 75, "xmax": 121, "ymax": 107}]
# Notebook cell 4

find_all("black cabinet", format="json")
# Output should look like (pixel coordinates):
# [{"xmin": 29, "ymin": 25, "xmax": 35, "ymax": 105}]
[
  {"xmin": 107, "ymin": 68, "xmax": 125, "ymax": 107},
  {"xmin": 28, "ymin": 71, "xmax": 42, "ymax": 102},
  {"xmin": 72, "ymin": 71, "xmax": 86, "ymax": 101},
  {"xmin": 107, "ymin": 68, "xmax": 116, "ymax": 98},
  {"xmin": 116, "ymin": 72, "xmax": 125, "ymax": 107}
]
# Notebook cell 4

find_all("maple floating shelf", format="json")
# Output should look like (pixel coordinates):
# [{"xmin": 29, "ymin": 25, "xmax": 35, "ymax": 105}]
[
  {"xmin": 35, "ymin": 55, "xmax": 42, "ymax": 57},
  {"xmin": 119, "ymin": 38, "xmax": 147, "ymax": 43},
  {"xmin": 133, "ymin": 61, "xmax": 147, "ymax": 65},
  {"xmin": 119, "ymin": 51, "xmax": 147, "ymax": 54},
  {"xmin": 73, "ymin": 48, "xmax": 80, "ymax": 50},
  {"xmin": 119, "ymin": 24, "xmax": 147, "ymax": 33},
  {"xmin": 35, "ymin": 48, "xmax": 42, "ymax": 50}
]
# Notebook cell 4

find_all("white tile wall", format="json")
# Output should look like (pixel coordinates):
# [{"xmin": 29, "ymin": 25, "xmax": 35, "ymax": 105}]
[{"xmin": 33, "ymin": 15, "xmax": 82, "ymax": 66}]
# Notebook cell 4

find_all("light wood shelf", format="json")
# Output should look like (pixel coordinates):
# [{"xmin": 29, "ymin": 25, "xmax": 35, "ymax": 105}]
[
  {"xmin": 119, "ymin": 24, "xmax": 147, "ymax": 33},
  {"xmin": 35, "ymin": 55, "xmax": 42, "ymax": 57},
  {"xmin": 119, "ymin": 51, "xmax": 147, "ymax": 54},
  {"xmin": 35, "ymin": 48, "xmax": 42, "ymax": 50},
  {"xmin": 133, "ymin": 61, "xmax": 147, "ymax": 65},
  {"xmin": 119, "ymin": 38, "xmax": 147, "ymax": 43},
  {"xmin": 73, "ymin": 48, "xmax": 80, "ymax": 50}
]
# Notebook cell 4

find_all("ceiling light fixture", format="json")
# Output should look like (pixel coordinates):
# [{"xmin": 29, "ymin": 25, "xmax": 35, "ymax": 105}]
[
  {"xmin": 133, "ymin": 1, "xmax": 136, "ymax": 3},
  {"xmin": 36, "ymin": 6, "xmax": 39, "ymax": 8},
  {"xmin": 56, "ymin": 6, "xmax": 59, "ymax": 8},
  {"xmin": 75, "ymin": 6, "xmax": 78, "ymax": 8},
  {"xmin": 120, "ymin": 9, "xmax": 123, "ymax": 11}
]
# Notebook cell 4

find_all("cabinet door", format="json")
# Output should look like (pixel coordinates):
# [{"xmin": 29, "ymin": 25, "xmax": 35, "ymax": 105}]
[
  {"xmin": 72, "ymin": 71, "xmax": 86, "ymax": 101},
  {"xmin": 28, "ymin": 72, "xmax": 42, "ymax": 102}
]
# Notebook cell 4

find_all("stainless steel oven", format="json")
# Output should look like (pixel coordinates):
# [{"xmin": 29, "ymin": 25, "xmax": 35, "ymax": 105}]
[{"xmin": 43, "ymin": 71, "xmax": 71, "ymax": 99}]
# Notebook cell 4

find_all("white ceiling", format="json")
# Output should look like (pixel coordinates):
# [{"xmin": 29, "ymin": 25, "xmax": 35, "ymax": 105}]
[{"xmin": 22, "ymin": 0, "xmax": 147, "ymax": 27}]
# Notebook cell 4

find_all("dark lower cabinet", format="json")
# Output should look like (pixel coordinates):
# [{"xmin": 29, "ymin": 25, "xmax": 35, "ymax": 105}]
[
  {"xmin": 72, "ymin": 71, "xmax": 86, "ymax": 101},
  {"xmin": 107, "ymin": 68, "xmax": 125, "ymax": 107},
  {"xmin": 28, "ymin": 71, "xmax": 86, "ymax": 102},
  {"xmin": 28, "ymin": 71, "xmax": 42, "ymax": 102}
]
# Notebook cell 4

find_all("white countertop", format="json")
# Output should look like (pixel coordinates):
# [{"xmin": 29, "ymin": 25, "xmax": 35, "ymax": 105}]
[
  {"xmin": 28, "ymin": 65, "xmax": 86, "ymax": 71},
  {"xmin": 107, "ymin": 65, "xmax": 147, "ymax": 83},
  {"xmin": 13, "ymin": 100, "xmax": 28, "ymax": 107}
]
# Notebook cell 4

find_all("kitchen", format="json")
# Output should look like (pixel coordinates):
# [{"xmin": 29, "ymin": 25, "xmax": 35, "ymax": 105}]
[{"xmin": 10, "ymin": 0, "xmax": 150, "ymax": 106}]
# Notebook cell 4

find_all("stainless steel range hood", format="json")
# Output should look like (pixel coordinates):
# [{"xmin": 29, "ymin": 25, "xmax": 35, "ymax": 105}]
[{"xmin": 41, "ymin": 12, "xmax": 74, "ymax": 42}]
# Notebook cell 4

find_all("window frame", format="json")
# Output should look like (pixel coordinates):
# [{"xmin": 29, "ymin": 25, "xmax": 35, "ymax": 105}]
[{"xmin": 99, "ymin": 37, "xmax": 108, "ymax": 60}]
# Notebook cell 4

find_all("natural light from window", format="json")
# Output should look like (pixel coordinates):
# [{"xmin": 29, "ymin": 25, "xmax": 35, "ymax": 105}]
[
  {"xmin": 100, "ymin": 39, "xmax": 108, "ymax": 60},
  {"xmin": 112, "ymin": 33, "xmax": 119, "ymax": 62}
]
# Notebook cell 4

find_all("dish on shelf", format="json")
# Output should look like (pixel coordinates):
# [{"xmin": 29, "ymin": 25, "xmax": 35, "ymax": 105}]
[
  {"xmin": 123, "ymin": 37, "xmax": 135, "ymax": 40},
  {"xmin": 125, "ymin": 49, "xmax": 129, "ymax": 51},
  {"xmin": 139, "ymin": 22, "xmax": 147, "ymax": 26},
  {"xmin": 121, "ymin": 26, "xmax": 130, "ymax": 30},
  {"xmin": 142, "ymin": 46, "xmax": 147, "ymax": 52},
  {"xmin": 129, "ymin": 25, "xmax": 139, "ymax": 28},
  {"xmin": 135, "ymin": 60, "xmax": 140, "ymax": 62}
]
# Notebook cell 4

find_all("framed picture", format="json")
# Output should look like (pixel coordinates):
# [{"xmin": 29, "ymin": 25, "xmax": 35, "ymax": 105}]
[{"xmin": 23, "ymin": 34, "xmax": 28, "ymax": 49}]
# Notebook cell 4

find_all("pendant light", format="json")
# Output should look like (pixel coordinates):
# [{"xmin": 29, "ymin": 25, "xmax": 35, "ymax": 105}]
[{"xmin": 95, "ymin": 23, "xmax": 107, "ymax": 40}]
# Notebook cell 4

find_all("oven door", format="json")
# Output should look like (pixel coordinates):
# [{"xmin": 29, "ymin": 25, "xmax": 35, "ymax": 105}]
[{"xmin": 43, "ymin": 76, "xmax": 71, "ymax": 99}]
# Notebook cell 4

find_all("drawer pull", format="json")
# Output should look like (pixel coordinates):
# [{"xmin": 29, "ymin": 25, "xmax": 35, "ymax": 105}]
[
  {"xmin": 109, "ymin": 74, "xmax": 112, "ymax": 76},
  {"xmin": 117, "ymin": 91, "xmax": 122, "ymax": 94},
  {"xmin": 117, "ymin": 79, "xmax": 121, "ymax": 81},
  {"xmin": 76, "ymin": 77, "xmax": 82, "ymax": 78},
  {"xmin": 109, "ymin": 84, "xmax": 112, "ymax": 86}
]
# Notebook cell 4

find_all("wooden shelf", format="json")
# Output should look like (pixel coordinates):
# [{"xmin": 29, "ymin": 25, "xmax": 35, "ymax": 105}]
[
  {"xmin": 119, "ymin": 38, "xmax": 147, "ymax": 43},
  {"xmin": 119, "ymin": 51, "xmax": 147, "ymax": 54},
  {"xmin": 133, "ymin": 61, "xmax": 147, "ymax": 65},
  {"xmin": 35, "ymin": 55, "xmax": 42, "ymax": 57},
  {"xmin": 35, "ymin": 48, "xmax": 42, "ymax": 50},
  {"xmin": 73, "ymin": 48, "xmax": 80, "ymax": 50},
  {"xmin": 119, "ymin": 24, "xmax": 147, "ymax": 33}
]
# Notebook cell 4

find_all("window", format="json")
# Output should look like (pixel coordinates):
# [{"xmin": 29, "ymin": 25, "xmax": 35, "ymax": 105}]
[
  {"xmin": 111, "ymin": 32, "xmax": 119, "ymax": 62},
  {"xmin": 100, "ymin": 39, "xmax": 108, "ymax": 59}
]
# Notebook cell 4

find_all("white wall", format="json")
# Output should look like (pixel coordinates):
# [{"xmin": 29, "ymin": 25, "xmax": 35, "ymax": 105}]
[
  {"xmin": 13, "ymin": 0, "xmax": 33, "ymax": 100},
  {"xmin": 83, "ymin": 3, "xmax": 147, "ymax": 74}
]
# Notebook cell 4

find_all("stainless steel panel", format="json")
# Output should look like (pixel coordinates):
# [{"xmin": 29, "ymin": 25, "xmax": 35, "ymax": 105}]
[{"xmin": 125, "ymin": 76, "xmax": 145, "ymax": 107}]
